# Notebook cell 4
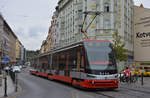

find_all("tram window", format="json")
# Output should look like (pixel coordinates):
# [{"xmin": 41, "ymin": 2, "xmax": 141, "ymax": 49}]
[
  {"xmin": 59, "ymin": 53, "xmax": 66, "ymax": 71},
  {"xmin": 44, "ymin": 64, "xmax": 48, "ymax": 70},
  {"xmin": 42, "ymin": 63, "xmax": 44, "ymax": 69},
  {"xmin": 69, "ymin": 49, "xmax": 77, "ymax": 71},
  {"xmin": 47, "ymin": 63, "xmax": 49, "ymax": 69},
  {"xmin": 52, "ymin": 55, "xmax": 58, "ymax": 70},
  {"xmin": 80, "ymin": 56, "xmax": 84, "ymax": 72},
  {"xmin": 77, "ymin": 51, "xmax": 81, "ymax": 72}
]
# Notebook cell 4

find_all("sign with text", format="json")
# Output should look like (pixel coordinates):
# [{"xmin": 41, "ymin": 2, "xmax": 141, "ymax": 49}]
[{"xmin": 134, "ymin": 6, "xmax": 150, "ymax": 61}]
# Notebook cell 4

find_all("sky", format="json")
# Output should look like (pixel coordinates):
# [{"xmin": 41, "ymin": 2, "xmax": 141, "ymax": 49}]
[{"xmin": 0, "ymin": 0, "xmax": 149, "ymax": 50}]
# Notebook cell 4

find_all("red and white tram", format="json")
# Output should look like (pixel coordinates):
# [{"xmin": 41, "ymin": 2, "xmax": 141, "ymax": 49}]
[{"xmin": 30, "ymin": 39, "xmax": 118, "ymax": 89}]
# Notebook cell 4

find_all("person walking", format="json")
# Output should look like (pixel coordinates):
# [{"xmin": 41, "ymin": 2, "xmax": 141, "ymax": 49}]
[{"xmin": 124, "ymin": 67, "xmax": 131, "ymax": 83}]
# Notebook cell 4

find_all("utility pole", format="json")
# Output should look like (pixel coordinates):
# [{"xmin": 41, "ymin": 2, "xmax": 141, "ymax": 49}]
[
  {"xmin": 3, "ymin": 71, "xmax": 7, "ymax": 97},
  {"xmin": 15, "ymin": 72, "xmax": 18, "ymax": 92}
]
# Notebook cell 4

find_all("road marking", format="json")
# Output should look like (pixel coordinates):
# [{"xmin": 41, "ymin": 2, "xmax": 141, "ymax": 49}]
[{"xmin": 71, "ymin": 91, "xmax": 76, "ymax": 98}]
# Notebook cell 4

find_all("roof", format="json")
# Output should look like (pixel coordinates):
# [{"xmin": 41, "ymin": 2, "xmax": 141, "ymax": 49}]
[{"xmin": 140, "ymin": 4, "xmax": 144, "ymax": 8}]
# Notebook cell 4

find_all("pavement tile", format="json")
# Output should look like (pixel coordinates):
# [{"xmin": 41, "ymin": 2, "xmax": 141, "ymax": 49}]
[
  {"xmin": 120, "ymin": 77, "xmax": 150, "ymax": 93},
  {"xmin": 0, "ymin": 76, "xmax": 15, "ymax": 98}
]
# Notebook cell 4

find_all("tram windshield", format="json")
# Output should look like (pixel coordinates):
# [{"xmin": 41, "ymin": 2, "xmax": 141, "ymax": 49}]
[{"xmin": 84, "ymin": 41, "xmax": 117, "ymax": 74}]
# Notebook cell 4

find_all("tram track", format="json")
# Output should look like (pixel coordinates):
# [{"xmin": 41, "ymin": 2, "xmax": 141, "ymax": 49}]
[
  {"xmin": 91, "ymin": 86, "xmax": 150, "ymax": 98},
  {"xmin": 94, "ymin": 92, "xmax": 115, "ymax": 98},
  {"xmin": 120, "ymin": 86, "xmax": 150, "ymax": 95}
]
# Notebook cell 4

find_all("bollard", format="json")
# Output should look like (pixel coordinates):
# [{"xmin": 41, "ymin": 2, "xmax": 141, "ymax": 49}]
[
  {"xmin": 141, "ymin": 72, "xmax": 144, "ymax": 86},
  {"xmin": 4, "ymin": 77, "xmax": 7, "ymax": 97},
  {"xmin": 120, "ymin": 73, "xmax": 121, "ymax": 82},
  {"xmin": 15, "ymin": 72, "xmax": 18, "ymax": 92},
  {"xmin": 130, "ymin": 72, "xmax": 132, "ymax": 83}
]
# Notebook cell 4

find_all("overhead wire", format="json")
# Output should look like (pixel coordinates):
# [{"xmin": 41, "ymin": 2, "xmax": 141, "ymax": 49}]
[{"xmin": 1, "ymin": 0, "xmax": 59, "ymax": 21}]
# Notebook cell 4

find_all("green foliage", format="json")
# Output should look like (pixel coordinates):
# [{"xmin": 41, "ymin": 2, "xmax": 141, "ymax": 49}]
[
  {"xmin": 112, "ymin": 32, "xmax": 128, "ymax": 62},
  {"xmin": 26, "ymin": 50, "xmax": 40, "ymax": 61}
]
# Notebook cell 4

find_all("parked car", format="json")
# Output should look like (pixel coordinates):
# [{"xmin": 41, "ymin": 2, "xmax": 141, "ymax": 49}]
[
  {"xmin": 4, "ymin": 66, "xmax": 11, "ymax": 74},
  {"xmin": 12, "ymin": 66, "xmax": 21, "ymax": 73},
  {"xmin": 18, "ymin": 65, "xmax": 22, "ymax": 69},
  {"xmin": 22, "ymin": 65, "xmax": 27, "ymax": 68},
  {"xmin": 4, "ymin": 66, "xmax": 10, "ymax": 71}
]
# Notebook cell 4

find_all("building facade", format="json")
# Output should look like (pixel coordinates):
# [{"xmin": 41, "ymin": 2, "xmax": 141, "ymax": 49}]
[
  {"xmin": 55, "ymin": 0, "xmax": 134, "ymax": 59},
  {"xmin": 0, "ymin": 15, "xmax": 3, "ymax": 61},
  {"xmin": 134, "ymin": 5, "xmax": 150, "ymax": 72},
  {"xmin": 8, "ymin": 24, "xmax": 17, "ymax": 63},
  {"xmin": 40, "ymin": 40, "xmax": 48, "ymax": 54},
  {"xmin": 41, "ymin": 0, "xmax": 134, "ymax": 70},
  {"xmin": 53, "ymin": 8, "xmax": 60, "ymax": 49},
  {"xmin": 16, "ymin": 39, "xmax": 24, "ymax": 64},
  {"xmin": 0, "ymin": 15, "xmax": 17, "ymax": 63},
  {"xmin": 0, "ymin": 17, "xmax": 10, "ymax": 60},
  {"xmin": 47, "ymin": 16, "xmax": 54, "ymax": 51},
  {"xmin": 0, "ymin": 14, "xmax": 24, "ymax": 65}
]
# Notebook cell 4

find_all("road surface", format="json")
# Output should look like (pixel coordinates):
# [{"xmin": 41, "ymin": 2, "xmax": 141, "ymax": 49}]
[{"xmin": 15, "ymin": 68, "xmax": 150, "ymax": 98}]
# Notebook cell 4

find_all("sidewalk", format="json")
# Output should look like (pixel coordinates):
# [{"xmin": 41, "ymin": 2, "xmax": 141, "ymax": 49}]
[
  {"xmin": 0, "ymin": 76, "xmax": 15, "ymax": 98},
  {"xmin": 120, "ymin": 77, "xmax": 150, "ymax": 92}
]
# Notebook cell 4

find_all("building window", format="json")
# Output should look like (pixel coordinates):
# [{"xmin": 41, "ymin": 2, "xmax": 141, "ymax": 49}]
[
  {"xmin": 104, "ymin": 20, "xmax": 110, "ymax": 29},
  {"xmin": 124, "ymin": 31, "xmax": 127, "ymax": 41},
  {"xmin": 104, "ymin": 3, "xmax": 110, "ymax": 12}
]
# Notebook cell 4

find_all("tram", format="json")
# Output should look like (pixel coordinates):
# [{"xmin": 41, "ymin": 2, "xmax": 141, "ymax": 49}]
[{"xmin": 30, "ymin": 39, "xmax": 118, "ymax": 89}]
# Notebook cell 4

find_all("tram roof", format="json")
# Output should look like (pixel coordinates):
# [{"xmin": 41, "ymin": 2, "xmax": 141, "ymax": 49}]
[{"xmin": 31, "ymin": 39, "xmax": 110, "ymax": 59}]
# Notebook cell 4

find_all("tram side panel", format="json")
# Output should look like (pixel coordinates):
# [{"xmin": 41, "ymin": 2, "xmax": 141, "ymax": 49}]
[
  {"xmin": 48, "ymin": 46, "xmax": 84, "ymax": 83},
  {"xmin": 30, "ymin": 40, "xmax": 119, "ymax": 89}
]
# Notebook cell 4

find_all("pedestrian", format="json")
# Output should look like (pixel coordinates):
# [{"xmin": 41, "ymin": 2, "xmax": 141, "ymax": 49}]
[{"xmin": 124, "ymin": 67, "xmax": 131, "ymax": 83}]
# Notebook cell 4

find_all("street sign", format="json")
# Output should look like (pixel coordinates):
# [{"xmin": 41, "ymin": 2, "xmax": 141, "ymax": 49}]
[
  {"xmin": 129, "ymin": 60, "xmax": 133, "ymax": 65},
  {"xmin": 2, "ymin": 57, "xmax": 10, "ymax": 63}
]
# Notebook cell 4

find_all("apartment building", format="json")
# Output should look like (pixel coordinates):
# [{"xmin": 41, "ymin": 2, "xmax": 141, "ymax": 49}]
[
  {"xmin": 40, "ymin": 40, "xmax": 47, "ymax": 54},
  {"xmin": 8, "ymin": 23, "xmax": 17, "ymax": 63},
  {"xmin": 56, "ymin": 0, "xmax": 134, "ymax": 59},
  {"xmin": 47, "ymin": 16, "xmax": 55, "ymax": 51},
  {"xmin": 0, "ymin": 14, "xmax": 25, "ymax": 66},
  {"xmin": 0, "ymin": 16, "xmax": 10, "ymax": 60},
  {"xmin": 16, "ymin": 39, "xmax": 24, "ymax": 62},
  {"xmin": 0, "ymin": 15, "xmax": 3, "ymax": 61},
  {"xmin": 53, "ymin": 8, "xmax": 59, "ymax": 49}
]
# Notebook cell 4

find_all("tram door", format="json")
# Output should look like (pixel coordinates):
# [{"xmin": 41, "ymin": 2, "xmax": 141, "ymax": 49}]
[
  {"xmin": 65, "ymin": 53, "xmax": 70, "ymax": 76},
  {"xmin": 59, "ymin": 54, "xmax": 66, "ymax": 76}
]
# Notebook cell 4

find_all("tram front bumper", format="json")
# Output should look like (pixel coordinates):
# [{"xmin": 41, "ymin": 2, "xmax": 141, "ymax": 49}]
[{"xmin": 80, "ymin": 79, "xmax": 119, "ymax": 89}]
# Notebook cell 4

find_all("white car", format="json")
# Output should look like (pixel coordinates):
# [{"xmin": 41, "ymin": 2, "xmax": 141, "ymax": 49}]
[
  {"xmin": 4, "ymin": 66, "xmax": 10, "ymax": 71},
  {"xmin": 12, "ymin": 66, "xmax": 21, "ymax": 73},
  {"xmin": 19, "ymin": 65, "xmax": 22, "ymax": 69}
]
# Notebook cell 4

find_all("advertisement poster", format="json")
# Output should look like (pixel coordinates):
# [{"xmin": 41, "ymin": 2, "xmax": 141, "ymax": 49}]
[{"xmin": 134, "ymin": 6, "xmax": 150, "ymax": 61}]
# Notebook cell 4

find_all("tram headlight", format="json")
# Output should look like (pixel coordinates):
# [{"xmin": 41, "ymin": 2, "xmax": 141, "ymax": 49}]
[
  {"xmin": 114, "ymin": 80, "xmax": 118, "ymax": 83},
  {"xmin": 87, "ymin": 74, "xmax": 96, "ymax": 78},
  {"xmin": 92, "ymin": 81, "xmax": 95, "ymax": 84}
]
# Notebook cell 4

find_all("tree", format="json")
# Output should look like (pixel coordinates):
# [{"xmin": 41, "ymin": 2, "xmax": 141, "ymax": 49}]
[
  {"xmin": 26, "ymin": 50, "xmax": 40, "ymax": 61},
  {"xmin": 112, "ymin": 32, "xmax": 128, "ymax": 62}
]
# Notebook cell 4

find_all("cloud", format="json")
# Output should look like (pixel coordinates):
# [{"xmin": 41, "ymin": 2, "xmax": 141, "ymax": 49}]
[
  {"xmin": 134, "ymin": 0, "xmax": 150, "ymax": 8},
  {"xmin": 0, "ymin": 0, "xmax": 58, "ymax": 50},
  {"xmin": 14, "ymin": 24, "xmax": 48, "ymax": 50},
  {"xmin": 1, "ymin": 0, "xmax": 150, "ymax": 51}
]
